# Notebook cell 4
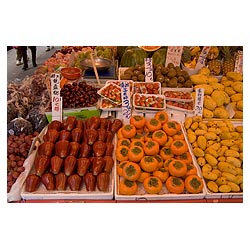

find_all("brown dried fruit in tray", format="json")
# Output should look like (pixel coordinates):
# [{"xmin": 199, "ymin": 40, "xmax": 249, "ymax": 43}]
[
  {"xmin": 84, "ymin": 172, "xmax": 96, "ymax": 191},
  {"xmin": 64, "ymin": 155, "xmax": 77, "ymax": 176},
  {"xmin": 69, "ymin": 141, "xmax": 80, "ymax": 157},
  {"xmin": 55, "ymin": 172, "xmax": 67, "ymax": 190},
  {"xmin": 110, "ymin": 119, "xmax": 123, "ymax": 133},
  {"xmin": 77, "ymin": 158, "xmax": 91, "ymax": 177},
  {"xmin": 34, "ymin": 155, "xmax": 50, "ymax": 176},
  {"xmin": 103, "ymin": 155, "xmax": 114, "ymax": 173},
  {"xmin": 59, "ymin": 130, "xmax": 71, "ymax": 141},
  {"xmin": 79, "ymin": 143, "xmax": 92, "ymax": 158},
  {"xmin": 38, "ymin": 141, "xmax": 54, "ymax": 157},
  {"xmin": 68, "ymin": 174, "xmax": 82, "ymax": 191},
  {"xmin": 86, "ymin": 129, "xmax": 98, "ymax": 145},
  {"xmin": 63, "ymin": 116, "xmax": 77, "ymax": 131},
  {"xmin": 41, "ymin": 172, "xmax": 55, "ymax": 190},
  {"xmin": 92, "ymin": 157, "xmax": 105, "ymax": 176},
  {"xmin": 50, "ymin": 155, "xmax": 63, "ymax": 175},
  {"xmin": 55, "ymin": 140, "xmax": 71, "ymax": 158},
  {"xmin": 71, "ymin": 127, "xmax": 83, "ymax": 143},
  {"xmin": 105, "ymin": 142, "xmax": 114, "ymax": 156},
  {"xmin": 48, "ymin": 120, "xmax": 62, "ymax": 131},
  {"xmin": 93, "ymin": 141, "xmax": 107, "ymax": 157},
  {"xmin": 97, "ymin": 172, "xmax": 110, "ymax": 192},
  {"xmin": 43, "ymin": 129, "xmax": 59, "ymax": 143},
  {"xmin": 97, "ymin": 128, "xmax": 107, "ymax": 142},
  {"xmin": 25, "ymin": 174, "xmax": 40, "ymax": 192}
]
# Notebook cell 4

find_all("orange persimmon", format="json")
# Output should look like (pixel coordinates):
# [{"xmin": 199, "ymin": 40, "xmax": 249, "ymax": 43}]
[
  {"xmin": 119, "ymin": 178, "xmax": 138, "ymax": 195},
  {"xmin": 115, "ymin": 145, "xmax": 129, "ymax": 162},
  {"xmin": 131, "ymin": 132, "xmax": 144, "ymax": 142},
  {"xmin": 130, "ymin": 115, "xmax": 146, "ymax": 129},
  {"xmin": 130, "ymin": 140, "xmax": 144, "ymax": 149},
  {"xmin": 155, "ymin": 155, "xmax": 164, "ymax": 168},
  {"xmin": 166, "ymin": 176, "xmax": 185, "ymax": 194},
  {"xmin": 143, "ymin": 176, "xmax": 163, "ymax": 194},
  {"xmin": 137, "ymin": 171, "xmax": 151, "ymax": 183},
  {"xmin": 152, "ymin": 130, "xmax": 168, "ymax": 146},
  {"xmin": 144, "ymin": 131, "xmax": 153, "ymax": 141},
  {"xmin": 164, "ymin": 136, "xmax": 174, "ymax": 147},
  {"xmin": 145, "ymin": 118, "xmax": 162, "ymax": 132},
  {"xmin": 117, "ymin": 128, "xmax": 124, "ymax": 140},
  {"xmin": 185, "ymin": 163, "xmax": 198, "ymax": 177},
  {"xmin": 163, "ymin": 121, "xmax": 181, "ymax": 136},
  {"xmin": 140, "ymin": 156, "xmax": 158, "ymax": 172},
  {"xmin": 159, "ymin": 147, "xmax": 174, "ymax": 161},
  {"xmin": 117, "ymin": 161, "xmax": 129, "ymax": 176},
  {"xmin": 184, "ymin": 174, "xmax": 204, "ymax": 194},
  {"xmin": 173, "ymin": 130, "xmax": 185, "ymax": 140},
  {"xmin": 170, "ymin": 139, "xmax": 188, "ymax": 155},
  {"xmin": 121, "ymin": 124, "xmax": 137, "ymax": 139},
  {"xmin": 176, "ymin": 151, "xmax": 193, "ymax": 164},
  {"xmin": 153, "ymin": 167, "xmax": 169, "ymax": 183},
  {"xmin": 122, "ymin": 162, "xmax": 141, "ymax": 181},
  {"xmin": 128, "ymin": 146, "xmax": 144, "ymax": 162},
  {"xmin": 163, "ymin": 158, "xmax": 175, "ymax": 168},
  {"xmin": 143, "ymin": 139, "xmax": 160, "ymax": 156},
  {"xmin": 154, "ymin": 111, "xmax": 168, "ymax": 124},
  {"xmin": 168, "ymin": 159, "xmax": 188, "ymax": 177},
  {"xmin": 117, "ymin": 138, "xmax": 131, "ymax": 148}
]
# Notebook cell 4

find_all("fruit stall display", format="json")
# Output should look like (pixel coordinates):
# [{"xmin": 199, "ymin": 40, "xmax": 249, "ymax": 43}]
[{"xmin": 7, "ymin": 46, "xmax": 243, "ymax": 202}]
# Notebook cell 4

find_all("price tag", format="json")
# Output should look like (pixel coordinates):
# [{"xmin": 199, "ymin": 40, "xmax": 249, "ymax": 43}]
[
  {"xmin": 194, "ymin": 88, "xmax": 204, "ymax": 116},
  {"xmin": 195, "ymin": 46, "xmax": 211, "ymax": 70},
  {"xmin": 144, "ymin": 58, "xmax": 153, "ymax": 82},
  {"xmin": 165, "ymin": 46, "xmax": 183, "ymax": 67},
  {"xmin": 51, "ymin": 73, "xmax": 62, "ymax": 122},
  {"xmin": 120, "ymin": 81, "xmax": 132, "ymax": 124},
  {"xmin": 234, "ymin": 50, "xmax": 243, "ymax": 73}
]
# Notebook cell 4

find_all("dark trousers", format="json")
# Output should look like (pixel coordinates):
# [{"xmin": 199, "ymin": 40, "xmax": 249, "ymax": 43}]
[{"xmin": 20, "ymin": 46, "xmax": 37, "ymax": 68}]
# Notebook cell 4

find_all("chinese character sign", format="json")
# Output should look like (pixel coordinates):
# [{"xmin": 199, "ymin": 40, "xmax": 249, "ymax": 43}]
[
  {"xmin": 51, "ymin": 73, "xmax": 62, "ymax": 122},
  {"xmin": 144, "ymin": 58, "xmax": 153, "ymax": 82},
  {"xmin": 120, "ymin": 81, "xmax": 132, "ymax": 124},
  {"xmin": 165, "ymin": 46, "xmax": 183, "ymax": 67},
  {"xmin": 194, "ymin": 88, "xmax": 204, "ymax": 116},
  {"xmin": 195, "ymin": 46, "xmax": 211, "ymax": 70}
]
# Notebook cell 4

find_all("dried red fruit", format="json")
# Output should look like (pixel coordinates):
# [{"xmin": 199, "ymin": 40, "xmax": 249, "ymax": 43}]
[
  {"xmin": 50, "ymin": 155, "xmax": 63, "ymax": 174},
  {"xmin": 68, "ymin": 174, "xmax": 82, "ymax": 191},
  {"xmin": 25, "ymin": 174, "xmax": 40, "ymax": 192},
  {"xmin": 97, "ymin": 172, "xmax": 110, "ymax": 191},
  {"xmin": 41, "ymin": 172, "xmax": 55, "ymax": 190},
  {"xmin": 64, "ymin": 155, "xmax": 77, "ymax": 176},
  {"xmin": 97, "ymin": 128, "xmax": 107, "ymax": 142},
  {"xmin": 63, "ymin": 116, "xmax": 77, "ymax": 131},
  {"xmin": 110, "ymin": 119, "xmax": 123, "ymax": 133},
  {"xmin": 59, "ymin": 130, "xmax": 71, "ymax": 141},
  {"xmin": 84, "ymin": 172, "xmax": 96, "ymax": 191},
  {"xmin": 38, "ymin": 141, "xmax": 54, "ymax": 157},
  {"xmin": 103, "ymin": 155, "xmax": 114, "ymax": 173},
  {"xmin": 105, "ymin": 142, "xmax": 114, "ymax": 156},
  {"xmin": 69, "ymin": 141, "xmax": 80, "ymax": 157},
  {"xmin": 71, "ymin": 127, "xmax": 83, "ymax": 143},
  {"xmin": 34, "ymin": 155, "xmax": 50, "ymax": 176},
  {"xmin": 93, "ymin": 140, "xmax": 107, "ymax": 157},
  {"xmin": 48, "ymin": 120, "xmax": 62, "ymax": 131},
  {"xmin": 77, "ymin": 158, "xmax": 91, "ymax": 176},
  {"xmin": 55, "ymin": 172, "xmax": 67, "ymax": 190},
  {"xmin": 78, "ymin": 143, "xmax": 92, "ymax": 158},
  {"xmin": 43, "ymin": 129, "xmax": 59, "ymax": 143},
  {"xmin": 55, "ymin": 140, "xmax": 71, "ymax": 158},
  {"xmin": 86, "ymin": 129, "xmax": 98, "ymax": 145},
  {"xmin": 92, "ymin": 157, "xmax": 105, "ymax": 176}
]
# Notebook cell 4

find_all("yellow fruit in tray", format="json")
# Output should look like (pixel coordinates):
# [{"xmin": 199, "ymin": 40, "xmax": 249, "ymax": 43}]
[
  {"xmin": 233, "ymin": 110, "xmax": 243, "ymax": 119},
  {"xmin": 230, "ymin": 93, "xmax": 243, "ymax": 102},
  {"xmin": 236, "ymin": 100, "xmax": 243, "ymax": 111},
  {"xmin": 207, "ymin": 181, "xmax": 219, "ymax": 193},
  {"xmin": 213, "ymin": 107, "xmax": 230, "ymax": 119},
  {"xmin": 226, "ymin": 72, "xmax": 243, "ymax": 82},
  {"xmin": 190, "ymin": 74, "xmax": 209, "ymax": 85},
  {"xmin": 219, "ymin": 184, "xmax": 231, "ymax": 193},
  {"xmin": 203, "ymin": 108, "xmax": 214, "ymax": 118},
  {"xmin": 224, "ymin": 86, "xmax": 236, "ymax": 96},
  {"xmin": 231, "ymin": 81, "xmax": 243, "ymax": 93},
  {"xmin": 199, "ymin": 67, "xmax": 211, "ymax": 76},
  {"xmin": 209, "ymin": 81, "xmax": 225, "ymax": 90}
]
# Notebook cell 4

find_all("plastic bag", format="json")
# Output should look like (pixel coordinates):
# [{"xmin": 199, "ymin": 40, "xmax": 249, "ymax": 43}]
[
  {"xmin": 7, "ymin": 117, "xmax": 34, "ymax": 136},
  {"xmin": 26, "ymin": 106, "xmax": 49, "ymax": 133}
]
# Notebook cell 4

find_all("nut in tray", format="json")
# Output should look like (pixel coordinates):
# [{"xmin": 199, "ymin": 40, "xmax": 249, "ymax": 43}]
[{"xmin": 133, "ymin": 93, "xmax": 166, "ymax": 111}]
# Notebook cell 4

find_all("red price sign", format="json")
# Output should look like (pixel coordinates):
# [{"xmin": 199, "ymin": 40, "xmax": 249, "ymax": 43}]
[{"xmin": 51, "ymin": 73, "xmax": 62, "ymax": 122}]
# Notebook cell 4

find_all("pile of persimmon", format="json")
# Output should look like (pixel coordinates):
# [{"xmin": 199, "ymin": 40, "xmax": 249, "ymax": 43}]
[{"xmin": 116, "ymin": 111, "xmax": 204, "ymax": 195}]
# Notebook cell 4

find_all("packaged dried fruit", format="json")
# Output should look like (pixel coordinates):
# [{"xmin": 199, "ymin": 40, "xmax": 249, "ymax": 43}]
[{"xmin": 133, "ymin": 82, "xmax": 161, "ymax": 94}]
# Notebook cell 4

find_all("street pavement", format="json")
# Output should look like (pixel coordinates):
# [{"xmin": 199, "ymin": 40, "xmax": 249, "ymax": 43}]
[{"xmin": 7, "ymin": 46, "xmax": 62, "ymax": 83}]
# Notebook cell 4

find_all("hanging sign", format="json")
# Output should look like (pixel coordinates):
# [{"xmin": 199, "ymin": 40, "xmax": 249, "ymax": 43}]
[
  {"xmin": 51, "ymin": 73, "xmax": 62, "ymax": 122},
  {"xmin": 165, "ymin": 46, "xmax": 183, "ymax": 67},
  {"xmin": 120, "ymin": 81, "xmax": 132, "ymax": 124},
  {"xmin": 195, "ymin": 46, "xmax": 211, "ymax": 70},
  {"xmin": 194, "ymin": 88, "xmax": 204, "ymax": 116},
  {"xmin": 234, "ymin": 50, "xmax": 243, "ymax": 73},
  {"xmin": 144, "ymin": 58, "xmax": 154, "ymax": 82}
]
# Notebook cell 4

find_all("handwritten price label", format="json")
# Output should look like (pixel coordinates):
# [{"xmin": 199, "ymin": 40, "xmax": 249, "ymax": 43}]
[
  {"xmin": 234, "ymin": 50, "xmax": 243, "ymax": 73},
  {"xmin": 165, "ymin": 46, "xmax": 183, "ymax": 67},
  {"xmin": 120, "ymin": 81, "xmax": 132, "ymax": 124},
  {"xmin": 144, "ymin": 58, "xmax": 153, "ymax": 82},
  {"xmin": 51, "ymin": 73, "xmax": 62, "ymax": 122},
  {"xmin": 194, "ymin": 88, "xmax": 204, "ymax": 116},
  {"xmin": 195, "ymin": 46, "xmax": 211, "ymax": 70}
]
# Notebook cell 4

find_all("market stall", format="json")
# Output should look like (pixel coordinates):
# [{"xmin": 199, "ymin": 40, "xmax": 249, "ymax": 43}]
[{"xmin": 7, "ymin": 46, "xmax": 243, "ymax": 203}]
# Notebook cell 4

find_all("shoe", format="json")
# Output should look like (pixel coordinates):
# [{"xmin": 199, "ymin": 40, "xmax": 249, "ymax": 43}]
[
  {"xmin": 22, "ymin": 66, "xmax": 28, "ymax": 71},
  {"xmin": 33, "ymin": 63, "xmax": 37, "ymax": 67},
  {"xmin": 16, "ymin": 60, "xmax": 22, "ymax": 66},
  {"xmin": 46, "ymin": 48, "xmax": 50, "ymax": 51}
]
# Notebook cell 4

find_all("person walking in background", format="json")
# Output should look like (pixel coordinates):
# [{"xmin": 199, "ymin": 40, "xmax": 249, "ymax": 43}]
[
  {"xmin": 20, "ymin": 46, "xmax": 37, "ymax": 71},
  {"xmin": 46, "ymin": 46, "xmax": 54, "ymax": 51},
  {"xmin": 13, "ymin": 46, "xmax": 23, "ymax": 66}
]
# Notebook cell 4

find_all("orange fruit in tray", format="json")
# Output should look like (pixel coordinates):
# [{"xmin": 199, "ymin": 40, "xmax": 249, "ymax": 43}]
[{"xmin": 166, "ymin": 176, "xmax": 185, "ymax": 194}]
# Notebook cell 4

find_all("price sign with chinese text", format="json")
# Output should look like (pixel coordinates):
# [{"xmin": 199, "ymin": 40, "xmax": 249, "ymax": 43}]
[
  {"xmin": 144, "ymin": 58, "xmax": 153, "ymax": 82},
  {"xmin": 165, "ymin": 46, "xmax": 183, "ymax": 67},
  {"xmin": 120, "ymin": 81, "xmax": 132, "ymax": 124},
  {"xmin": 194, "ymin": 88, "xmax": 204, "ymax": 116},
  {"xmin": 195, "ymin": 46, "xmax": 211, "ymax": 70},
  {"xmin": 234, "ymin": 50, "xmax": 243, "ymax": 73},
  {"xmin": 51, "ymin": 73, "xmax": 62, "ymax": 122}
]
